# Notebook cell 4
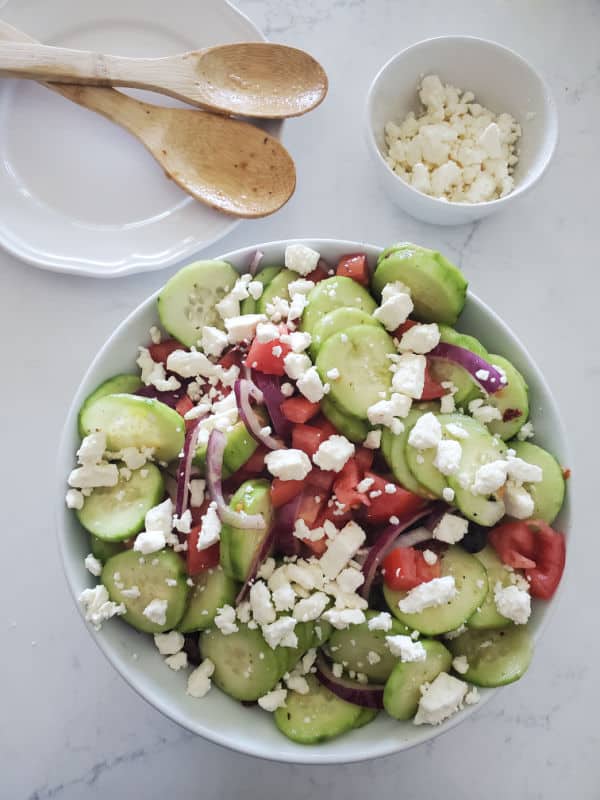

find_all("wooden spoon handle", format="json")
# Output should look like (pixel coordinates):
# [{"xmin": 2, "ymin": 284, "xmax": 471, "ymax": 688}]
[{"xmin": 0, "ymin": 39, "xmax": 158, "ymax": 91}]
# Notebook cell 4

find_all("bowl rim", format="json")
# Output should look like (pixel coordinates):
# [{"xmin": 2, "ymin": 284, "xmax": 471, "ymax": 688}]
[
  {"xmin": 365, "ymin": 35, "xmax": 559, "ymax": 210},
  {"xmin": 55, "ymin": 237, "xmax": 571, "ymax": 764}
]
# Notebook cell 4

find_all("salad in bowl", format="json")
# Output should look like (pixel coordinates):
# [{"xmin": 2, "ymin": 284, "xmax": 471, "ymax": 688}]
[{"xmin": 61, "ymin": 240, "xmax": 568, "ymax": 756}]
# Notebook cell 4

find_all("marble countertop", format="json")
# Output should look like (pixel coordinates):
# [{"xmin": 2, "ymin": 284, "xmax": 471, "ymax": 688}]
[{"xmin": 3, "ymin": 0, "xmax": 598, "ymax": 797}]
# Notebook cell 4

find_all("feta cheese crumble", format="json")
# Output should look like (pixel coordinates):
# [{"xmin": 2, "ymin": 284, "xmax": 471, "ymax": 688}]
[
  {"xmin": 187, "ymin": 658, "xmax": 215, "ymax": 698},
  {"xmin": 79, "ymin": 585, "xmax": 125, "ymax": 630},
  {"xmin": 386, "ymin": 635, "xmax": 427, "ymax": 662},
  {"xmin": 367, "ymin": 612, "xmax": 393, "ymax": 632},
  {"xmin": 398, "ymin": 576, "xmax": 457, "ymax": 614},
  {"xmin": 398, "ymin": 323, "xmax": 440, "ymax": 354},
  {"xmin": 433, "ymin": 513, "xmax": 469, "ymax": 544},
  {"xmin": 265, "ymin": 449, "xmax": 312, "ymax": 481},
  {"xmin": 154, "ymin": 631, "xmax": 185, "ymax": 655},
  {"xmin": 494, "ymin": 582, "xmax": 531, "ymax": 625},
  {"xmin": 414, "ymin": 672, "xmax": 469, "ymax": 725},
  {"xmin": 408, "ymin": 412, "xmax": 442, "ymax": 449},
  {"xmin": 285, "ymin": 244, "xmax": 320, "ymax": 276},
  {"xmin": 313, "ymin": 435, "xmax": 355, "ymax": 472},
  {"xmin": 258, "ymin": 686, "xmax": 288, "ymax": 711}
]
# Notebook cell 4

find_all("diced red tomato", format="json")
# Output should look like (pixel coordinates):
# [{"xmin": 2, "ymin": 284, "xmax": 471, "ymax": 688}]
[
  {"xmin": 333, "ymin": 458, "xmax": 369, "ymax": 508},
  {"xmin": 302, "ymin": 536, "xmax": 329, "ymax": 556},
  {"xmin": 314, "ymin": 503, "xmax": 353, "ymax": 529},
  {"xmin": 270, "ymin": 478, "xmax": 303, "ymax": 508},
  {"xmin": 244, "ymin": 337, "xmax": 291, "ymax": 376},
  {"xmin": 175, "ymin": 396, "xmax": 198, "ymax": 431},
  {"xmin": 393, "ymin": 319, "xmax": 418, "ymax": 338},
  {"xmin": 361, "ymin": 472, "xmax": 426, "ymax": 524},
  {"xmin": 218, "ymin": 346, "xmax": 245, "ymax": 371},
  {"xmin": 149, "ymin": 338, "xmax": 185, "ymax": 364},
  {"xmin": 354, "ymin": 447, "xmax": 375, "ymax": 472},
  {"xmin": 305, "ymin": 263, "xmax": 330, "ymax": 283},
  {"xmin": 296, "ymin": 491, "xmax": 325, "ymax": 527},
  {"xmin": 307, "ymin": 468, "xmax": 336, "ymax": 493},
  {"xmin": 241, "ymin": 445, "xmax": 268, "ymax": 474},
  {"xmin": 335, "ymin": 253, "xmax": 370, "ymax": 287},
  {"xmin": 281, "ymin": 396, "xmax": 320, "ymax": 424},
  {"xmin": 489, "ymin": 519, "xmax": 566, "ymax": 600},
  {"xmin": 421, "ymin": 362, "xmax": 446, "ymax": 400},
  {"xmin": 292, "ymin": 421, "xmax": 335, "ymax": 457},
  {"xmin": 383, "ymin": 546, "xmax": 441, "ymax": 591},
  {"xmin": 187, "ymin": 531, "xmax": 220, "ymax": 576}
]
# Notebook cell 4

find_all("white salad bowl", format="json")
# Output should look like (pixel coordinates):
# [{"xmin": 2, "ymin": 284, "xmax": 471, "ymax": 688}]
[
  {"xmin": 56, "ymin": 239, "xmax": 570, "ymax": 764},
  {"xmin": 365, "ymin": 36, "xmax": 558, "ymax": 226}
]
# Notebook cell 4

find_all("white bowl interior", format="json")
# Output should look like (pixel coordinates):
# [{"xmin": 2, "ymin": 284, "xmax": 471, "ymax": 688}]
[
  {"xmin": 56, "ymin": 239, "xmax": 570, "ymax": 764},
  {"xmin": 368, "ymin": 36, "xmax": 558, "ymax": 202}
]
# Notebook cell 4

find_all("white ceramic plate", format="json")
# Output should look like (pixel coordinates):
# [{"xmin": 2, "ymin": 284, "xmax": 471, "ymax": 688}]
[
  {"xmin": 56, "ymin": 239, "xmax": 570, "ymax": 764},
  {"xmin": 0, "ymin": 0, "xmax": 280, "ymax": 277}
]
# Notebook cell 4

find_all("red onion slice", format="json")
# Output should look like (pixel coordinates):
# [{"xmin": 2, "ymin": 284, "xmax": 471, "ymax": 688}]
[
  {"xmin": 175, "ymin": 415, "xmax": 207, "ymax": 518},
  {"xmin": 271, "ymin": 493, "xmax": 303, "ymax": 556},
  {"xmin": 252, "ymin": 370, "xmax": 292, "ymax": 439},
  {"xmin": 206, "ymin": 429, "xmax": 266, "ymax": 530},
  {"xmin": 428, "ymin": 342, "xmax": 506, "ymax": 395},
  {"xmin": 248, "ymin": 249, "xmax": 264, "ymax": 277},
  {"xmin": 136, "ymin": 385, "xmax": 182, "ymax": 409},
  {"xmin": 316, "ymin": 654, "xmax": 384, "ymax": 709},
  {"xmin": 360, "ymin": 507, "xmax": 433, "ymax": 598},
  {"xmin": 234, "ymin": 378, "xmax": 284, "ymax": 450}
]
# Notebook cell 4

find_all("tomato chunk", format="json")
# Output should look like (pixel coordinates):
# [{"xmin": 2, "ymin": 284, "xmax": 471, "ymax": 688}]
[
  {"xmin": 354, "ymin": 447, "xmax": 374, "ymax": 472},
  {"xmin": 281, "ymin": 396, "xmax": 320, "ymax": 424},
  {"xmin": 333, "ymin": 458, "xmax": 369, "ymax": 509},
  {"xmin": 361, "ymin": 473, "xmax": 426, "ymax": 524},
  {"xmin": 245, "ymin": 337, "xmax": 291, "ymax": 376},
  {"xmin": 149, "ymin": 338, "xmax": 185, "ymax": 363},
  {"xmin": 383, "ymin": 546, "xmax": 441, "ymax": 591},
  {"xmin": 292, "ymin": 421, "xmax": 335, "ymax": 457},
  {"xmin": 336, "ymin": 253, "xmax": 369, "ymax": 286},
  {"xmin": 393, "ymin": 319, "xmax": 418, "ymax": 338},
  {"xmin": 241, "ymin": 445, "xmax": 268, "ymax": 474},
  {"xmin": 305, "ymin": 263, "xmax": 330, "ymax": 283},
  {"xmin": 187, "ymin": 524, "xmax": 220, "ymax": 576},
  {"xmin": 421, "ymin": 362, "xmax": 446, "ymax": 400},
  {"xmin": 271, "ymin": 477, "xmax": 303, "ymax": 508},
  {"xmin": 489, "ymin": 519, "xmax": 566, "ymax": 600}
]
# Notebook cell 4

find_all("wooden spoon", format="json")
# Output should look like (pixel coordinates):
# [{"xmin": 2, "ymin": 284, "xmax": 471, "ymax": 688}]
[
  {"xmin": 0, "ymin": 21, "xmax": 296, "ymax": 218},
  {"xmin": 0, "ymin": 38, "xmax": 328, "ymax": 118}
]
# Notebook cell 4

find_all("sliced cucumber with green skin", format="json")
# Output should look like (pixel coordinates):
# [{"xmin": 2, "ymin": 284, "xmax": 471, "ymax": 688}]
[
  {"xmin": 309, "ymin": 307, "xmax": 381, "ymax": 358},
  {"xmin": 511, "ymin": 441, "xmax": 566, "ymax": 524},
  {"xmin": 257, "ymin": 268, "xmax": 297, "ymax": 314},
  {"xmin": 274, "ymin": 675, "xmax": 363, "ymax": 744},
  {"xmin": 219, "ymin": 480, "xmax": 273, "ymax": 582},
  {"xmin": 316, "ymin": 325, "xmax": 396, "ymax": 420},
  {"xmin": 102, "ymin": 549, "xmax": 188, "ymax": 633},
  {"xmin": 429, "ymin": 326, "xmax": 489, "ymax": 407},
  {"xmin": 78, "ymin": 374, "xmax": 142, "ymax": 436},
  {"xmin": 383, "ymin": 639, "xmax": 452, "ymax": 720},
  {"xmin": 323, "ymin": 610, "xmax": 410, "ymax": 683},
  {"xmin": 178, "ymin": 567, "xmax": 238, "ymax": 633},
  {"xmin": 447, "ymin": 627, "xmax": 533, "ymax": 687},
  {"xmin": 201, "ymin": 623, "xmax": 288, "ymax": 701},
  {"xmin": 158, "ymin": 260, "xmax": 239, "ymax": 347},
  {"xmin": 321, "ymin": 396, "xmax": 371, "ymax": 444},
  {"xmin": 300, "ymin": 276, "xmax": 377, "ymax": 335},
  {"xmin": 91, "ymin": 535, "xmax": 125, "ymax": 562},
  {"xmin": 468, "ymin": 546, "xmax": 513, "ymax": 630},
  {"xmin": 77, "ymin": 463, "xmax": 164, "ymax": 541},
  {"xmin": 381, "ymin": 403, "xmax": 439, "ymax": 497},
  {"xmin": 372, "ymin": 243, "xmax": 467, "ymax": 325},
  {"xmin": 240, "ymin": 265, "xmax": 282, "ymax": 315},
  {"xmin": 447, "ymin": 416, "xmax": 507, "ymax": 526},
  {"xmin": 384, "ymin": 546, "xmax": 488, "ymax": 635},
  {"xmin": 486, "ymin": 354, "xmax": 529, "ymax": 440},
  {"xmin": 79, "ymin": 394, "xmax": 185, "ymax": 463},
  {"xmin": 194, "ymin": 421, "xmax": 259, "ymax": 477},
  {"xmin": 353, "ymin": 708, "xmax": 379, "ymax": 729}
]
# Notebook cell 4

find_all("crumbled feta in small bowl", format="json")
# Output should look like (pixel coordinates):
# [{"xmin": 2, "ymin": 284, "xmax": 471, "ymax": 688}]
[{"xmin": 366, "ymin": 36, "xmax": 557, "ymax": 225}]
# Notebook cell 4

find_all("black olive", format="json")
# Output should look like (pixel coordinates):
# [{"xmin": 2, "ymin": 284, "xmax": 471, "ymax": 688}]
[{"xmin": 460, "ymin": 523, "xmax": 488, "ymax": 553}]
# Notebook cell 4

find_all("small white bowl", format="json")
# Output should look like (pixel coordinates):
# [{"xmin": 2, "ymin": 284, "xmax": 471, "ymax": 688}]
[
  {"xmin": 366, "ymin": 36, "xmax": 558, "ymax": 226},
  {"xmin": 56, "ymin": 239, "xmax": 570, "ymax": 764}
]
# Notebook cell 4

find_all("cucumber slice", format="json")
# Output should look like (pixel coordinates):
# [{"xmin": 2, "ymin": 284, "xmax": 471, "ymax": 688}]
[
  {"xmin": 310, "ymin": 307, "xmax": 380, "ymax": 358},
  {"xmin": 510, "ymin": 441, "xmax": 566, "ymax": 524},
  {"xmin": 486, "ymin": 355, "xmax": 529, "ymax": 440},
  {"xmin": 219, "ymin": 480, "xmax": 273, "ymax": 582},
  {"xmin": 301, "ymin": 276, "xmax": 377, "ymax": 335},
  {"xmin": 274, "ymin": 675, "xmax": 363, "ymax": 744},
  {"xmin": 384, "ymin": 546, "xmax": 488, "ymax": 635},
  {"xmin": 321, "ymin": 396, "xmax": 371, "ymax": 444},
  {"xmin": 102, "ymin": 549, "xmax": 188, "ymax": 633},
  {"xmin": 201, "ymin": 623, "xmax": 288, "ymax": 701},
  {"xmin": 78, "ymin": 374, "xmax": 143, "ymax": 437},
  {"xmin": 447, "ymin": 416, "xmax": 507, "ymax": 526},
  {"xmin": 79, "ymin": 394, "xmax": 185, "ymax": 463},
  {"xmin": 428, "ymin": 326, "xmax": 488, "ymax": 407},
  {"xmin": 91, "ymin": 535, "xmax": 125, "ymax": 562},
  {"xmin": 194, "ymin": 420, "xmax": 259, "ymax": 477},
  {"xmin": 323, "ymin": 610, "xmax": 410, "ymax": 682},
  {"xmin": 316, "ymin": 325, "xmax": 396, "ymax": 420},
  {"xmin": 257, "ymin": 268, "xmax": 296, "ymax": 313},
  {"xmin": 77, "ymin": 463, "xmax": 164, "ymax": 541},
  {"xmin": 353, "ymin": 707, "xmax": 379, "ymax": 728},
  {"xmin": 467, "ymin": 546, "xmax": 513, "ymax": 629},
  {"xmin": 381, "ymin": 403, "xmax": 439, "ymax": 497},
  {"xmin": 158, "ymin": 260, "xmax": 239, "ymax": 348},
  {"xmin": 383, "ymin": 639, "xmax": 452, "ymax": 720},
  {"xmin": 240, "ymin": 265, "xmax": 282, "ymax": 314},
  {"xmin": 178, "ymin": 567, "xmax": 238, "ymax": 633},
  {"xmin": 372, "ymin": 243, "xmax": 467, "ymax": 325},
  {"xmin": 447, "ymin": 626, "xmax": 533, "ymax": 687}
]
